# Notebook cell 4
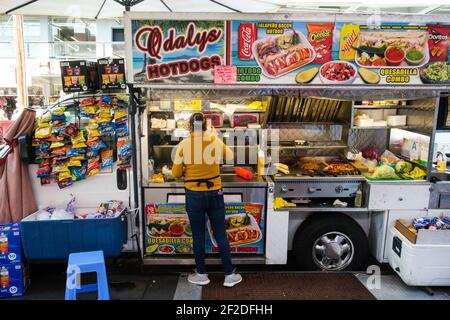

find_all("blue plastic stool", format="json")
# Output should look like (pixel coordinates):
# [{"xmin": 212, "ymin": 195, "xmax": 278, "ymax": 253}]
[{"xmin": 65, "ymin": 250, "xmax": 110, "ymax": 300}]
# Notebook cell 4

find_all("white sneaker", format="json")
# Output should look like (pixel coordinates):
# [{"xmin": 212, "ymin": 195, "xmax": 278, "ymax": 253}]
[
  {"xmin": 223, "ymin": 273, "xmax": 242, "ymax": 288},
  {"xmin": 188, "ymin": 273, "xmax": 210, "ymax": 286}
]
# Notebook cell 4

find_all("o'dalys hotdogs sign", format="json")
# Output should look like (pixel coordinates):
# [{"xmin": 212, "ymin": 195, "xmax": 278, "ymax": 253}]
[{"xmin": 127, "ymin": 15, "xmax": 450, "ymax": 86}]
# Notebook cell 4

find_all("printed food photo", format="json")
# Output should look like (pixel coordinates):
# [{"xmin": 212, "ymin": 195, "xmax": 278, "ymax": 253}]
[
  {"xmin": 147, "ymin": 216, "xmax": 192, "ymax": 238},
  {"xmin": 207, "ymin": 213, "xmax": 262, "ymax": 247},
  {"xmin": 355, "ymin": 31, "xmax": 429, "ymax": 68},
  {"xmin": 319, "ymin": 61, "xmax": 357, "ymax": 84},
  {"xmin": 252, "ymin": 30, "xmax": 316, "ymax": 78}
]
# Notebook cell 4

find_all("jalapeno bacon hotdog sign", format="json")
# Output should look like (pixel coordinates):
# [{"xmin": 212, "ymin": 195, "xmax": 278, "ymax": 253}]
[{"xmin": 129, "ymin": 18, "xmax": 449, "ymax": 85}]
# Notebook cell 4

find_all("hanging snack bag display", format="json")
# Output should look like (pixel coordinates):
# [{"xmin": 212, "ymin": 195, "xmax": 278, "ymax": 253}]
[
  {"xmin": 307, "ymin": 23, "xmax": 335, "ymax": 64},
  {"xmin": 33, "ymin": 92, "xmax": 129, "ymax": 189}
]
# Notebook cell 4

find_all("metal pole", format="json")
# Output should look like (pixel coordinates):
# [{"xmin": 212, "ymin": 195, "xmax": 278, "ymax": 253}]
[
  {"xmin": 5, "ymin": 0, "xmax": 39, "ymax": 15},
  {"xmin": 160, "ymin": 0, "xmax": 173, "ymax": 12},
  {"xmin": 95, "ymin": 0, "xmax": 107, "ymax": 19},
  {"xmin": 209, "ymin": 0, "xmax": 242, "ymax": 12}
]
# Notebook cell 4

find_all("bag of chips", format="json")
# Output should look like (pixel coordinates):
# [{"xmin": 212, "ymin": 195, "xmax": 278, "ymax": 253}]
[
  {"xmin": 51, "ymin": 147, "xmax": 67, "ymax": 157},
  {"xmin": 307, "ymin": 23, "xmax": 335, "ymax": 64},
  {"xmin": 58, "ymin": 171, "xmax": 72, "ymax": 181},
  {"xmin": 87, "ymin": 127, "xmax": 102, "ymax": 137},
  {"xmin": 48, "ymin": 134, "xmax": 64, "ymax": 142},
  {"xmin": 86, "ymin": 149, "xmax": 99, "ymax": 158},
  {"xmin": 101, "ymin": 149, "xmax": 114, "ymax": 168},
  {"xmin": 51, "ymin": 106, "xmax": 65, "ymax": 116},
  {"xmin": 99, "ymin": 122, "xmax": 115, "ymax": 135},
  {"xmin": 40, "ymin": 176, "xmax": 52, "ymax": 185},
  {"xmin": 57, "ymin": 178, "xmax": 73, "ymax": 189},
  {"xmin": 51, "ymin": 113, "xmax": 66, "ymax": 122},
  {"xmin": 50, "ymin": 141, "xmax": 65, "ymax": 149},
  {"xmin": 428, "ymin": 24, "xmax": 450, "ymax": 62},
  {"xmin": 71, "ymin": 131, "xmax": 85, "ymax": 144},
  {"xmin": 80, "ymin": 97, "xmax": 96, "ymax": 106},
  {"xmin": 53, "ymin": 161, "xmax": 70, "ymax": 173},
  {"xmin": 87, "ymin": 140, "xmax": 106, "ymax": 151},
  {"xmin": 114, "ymin": 109, "xmax": 127, "ymax": 120},
  {"xmin": 67, "ymin": 158, "xmax": 82, "ymax": 167},
  {"xmin": 39, "ymin": 111, "xmax": 51, "ymax": 123},
  {"xmin": 71, "ymin": 163, "xmax": 87, "ymax": 181},
  {"xmin": 63, "ymin": 123, "xmax": 80, "ymax": 138},
  {"xmin": 115, "ymin": 123, "xmax": 128, "ymax": 138},
  {"xmin": 88, "ymin": 157, "xmax": 100, "ymax": 172},
  {"xmin": 35, "ymin": 127, "xmax": 52, "ymax": 139}
]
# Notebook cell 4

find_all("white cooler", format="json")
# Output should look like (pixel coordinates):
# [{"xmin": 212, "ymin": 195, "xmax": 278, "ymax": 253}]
[{"xmin": 388, "ymin": 226, "xmax": 450, "ymax": 286}]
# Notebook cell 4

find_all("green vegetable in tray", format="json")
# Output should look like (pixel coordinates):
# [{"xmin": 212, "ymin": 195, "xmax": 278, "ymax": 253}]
[
  {"xmin": 371, "ymin": 165, "xmax": 398, "ymax": 179},
  {"xmin": 423, "ymin": 62, "xmax": 450, "ymax": 82},
  {"xmin": 355, "ymin": 45, "xmax": 386, "ymax": 57},
  {"xmin": 147, "ymin": 222, "xmax": 170, "ymax": 231},
  {"xmin": 395, "ymin": 161, "xmax": 413, "ymax": 174},
  {"xmin": 228, "ymin": 215, "xmax": 251, "ymax": 228}
]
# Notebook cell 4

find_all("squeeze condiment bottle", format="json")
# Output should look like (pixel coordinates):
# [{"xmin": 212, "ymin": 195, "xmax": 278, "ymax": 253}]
[
  {"xmin": 437, "ymin": 151, "xmax": 446, "ymax": 172},
  {"xmin": 235, "ymin": 167, "xmax": 253, "ymax": 180}
]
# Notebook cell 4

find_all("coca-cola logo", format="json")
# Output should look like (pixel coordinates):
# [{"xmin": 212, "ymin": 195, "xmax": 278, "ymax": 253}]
[
  {"xmin": 241, "ymin": 26, "xmax": 253, "ymax": 56},
  {"xmin": 134, "ymin": 22, "xmax": 222, "ymax": 60}
]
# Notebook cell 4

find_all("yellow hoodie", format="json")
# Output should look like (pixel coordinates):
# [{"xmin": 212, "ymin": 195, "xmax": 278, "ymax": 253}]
[{"xmin": 172, "ymin": 131, "xmax": 234, "ymax": 191}]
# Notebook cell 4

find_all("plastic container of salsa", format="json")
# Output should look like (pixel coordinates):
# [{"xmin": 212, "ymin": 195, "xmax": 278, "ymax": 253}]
[
  {"xmin": 405, "ymin": 48, "xmax": 425, "ymax": 66},
  {"xmin": 385, "ymin": 46, "xmax": 405, "ymax": 66}
]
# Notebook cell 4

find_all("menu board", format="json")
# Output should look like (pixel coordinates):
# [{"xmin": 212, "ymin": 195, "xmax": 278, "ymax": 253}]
[
  {"xmin": 145, "ymin": 203, "xmax": 265, "ymax": 255},
  {"xmin": 129, "ymin": 18, "xmax": 450, "ymax": 86}
]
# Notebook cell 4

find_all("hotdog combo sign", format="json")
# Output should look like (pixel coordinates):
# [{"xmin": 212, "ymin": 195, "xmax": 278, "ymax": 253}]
[{"xmin": 128, "ymin": 16, "xmax": 449, "ymax": 85}]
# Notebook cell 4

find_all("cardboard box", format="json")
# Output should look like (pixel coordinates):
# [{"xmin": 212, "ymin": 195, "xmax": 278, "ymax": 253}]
[
  {"xmin": 60, "ymin": 60, "xmax": 99, "ymax": 93},
  {"xmin": 395, "ymin": 219, "xmax": 450, "ymax": 245},
  {"xmin": 97, "ymin": 58, "xmax": 126, "ymax": 90},
  {"xmin": 0, "ymin": 223, "xmax": 22, "ymax": 264},
  {"xmin": 0, "ymin": 263, "xmax": 29, "ymax": 298}
]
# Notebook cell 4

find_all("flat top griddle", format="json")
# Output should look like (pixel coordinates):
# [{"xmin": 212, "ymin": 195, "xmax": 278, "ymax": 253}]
[{"xmin": 274, "ymin": 156, "xmax": 362, "ymax": 179}]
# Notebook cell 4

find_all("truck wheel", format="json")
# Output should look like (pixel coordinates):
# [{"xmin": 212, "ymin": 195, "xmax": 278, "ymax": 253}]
[{"xmin": 293, "ymin": 214, "xmax": 369, "ymax": 271}]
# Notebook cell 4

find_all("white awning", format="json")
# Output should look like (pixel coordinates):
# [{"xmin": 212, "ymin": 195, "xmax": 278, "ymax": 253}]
[
  {"xmin": 2, "ymin": 0, "xmax": 450, "ymax": 19},
  {"xmin": 0, "ymin": 0, "xmax": 281, "ymax": 19}
]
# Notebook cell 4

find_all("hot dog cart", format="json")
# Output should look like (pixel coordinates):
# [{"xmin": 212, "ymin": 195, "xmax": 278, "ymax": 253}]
[{"xmin": 124, "ymin": 12, "xmax": 450, "ymax": 270}]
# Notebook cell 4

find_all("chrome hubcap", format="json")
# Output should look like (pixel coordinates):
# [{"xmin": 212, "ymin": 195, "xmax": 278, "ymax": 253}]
[{"xmin": 312, "ymin": 232, "xmax": 354, "ymax": 271}]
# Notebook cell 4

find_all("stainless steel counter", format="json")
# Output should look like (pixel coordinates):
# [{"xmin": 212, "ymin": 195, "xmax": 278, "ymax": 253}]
[
  {"xmin": 365, "ymin": 179, "xmax": 430, "ymax": 185},
  {"xmin": 144, "ymin": 174, "xmax": 268, "ymax": 188}
]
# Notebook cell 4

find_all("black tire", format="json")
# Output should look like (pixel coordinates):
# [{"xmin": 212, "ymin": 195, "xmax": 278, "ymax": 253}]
[{"xmin": 293, "ymin": 213, "xmax": 369, "ymax": 271}]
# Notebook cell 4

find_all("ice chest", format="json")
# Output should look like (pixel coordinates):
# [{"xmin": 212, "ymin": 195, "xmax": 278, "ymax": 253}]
[
  {"xmin": 388, "ymin": 222, "xmax": 450, "ymax": 286},
  {"xmin": 19, "ymin": 210, "xmax": 127, "ymax": 260}
]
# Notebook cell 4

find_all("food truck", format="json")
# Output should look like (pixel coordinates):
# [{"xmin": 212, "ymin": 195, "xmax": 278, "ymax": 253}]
[
  {"xmin": 121, "ymin": 11, "xmax": 450, "ymax": 274},
  {"xmin": 28, "ymin": 11, "xmax": 450, "ymax": 279}
]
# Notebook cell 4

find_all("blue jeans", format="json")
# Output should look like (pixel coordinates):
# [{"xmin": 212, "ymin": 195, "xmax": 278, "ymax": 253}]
[{"xmin": 185, "ymin": 188, "xmax": 233, "ymax": 276}]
